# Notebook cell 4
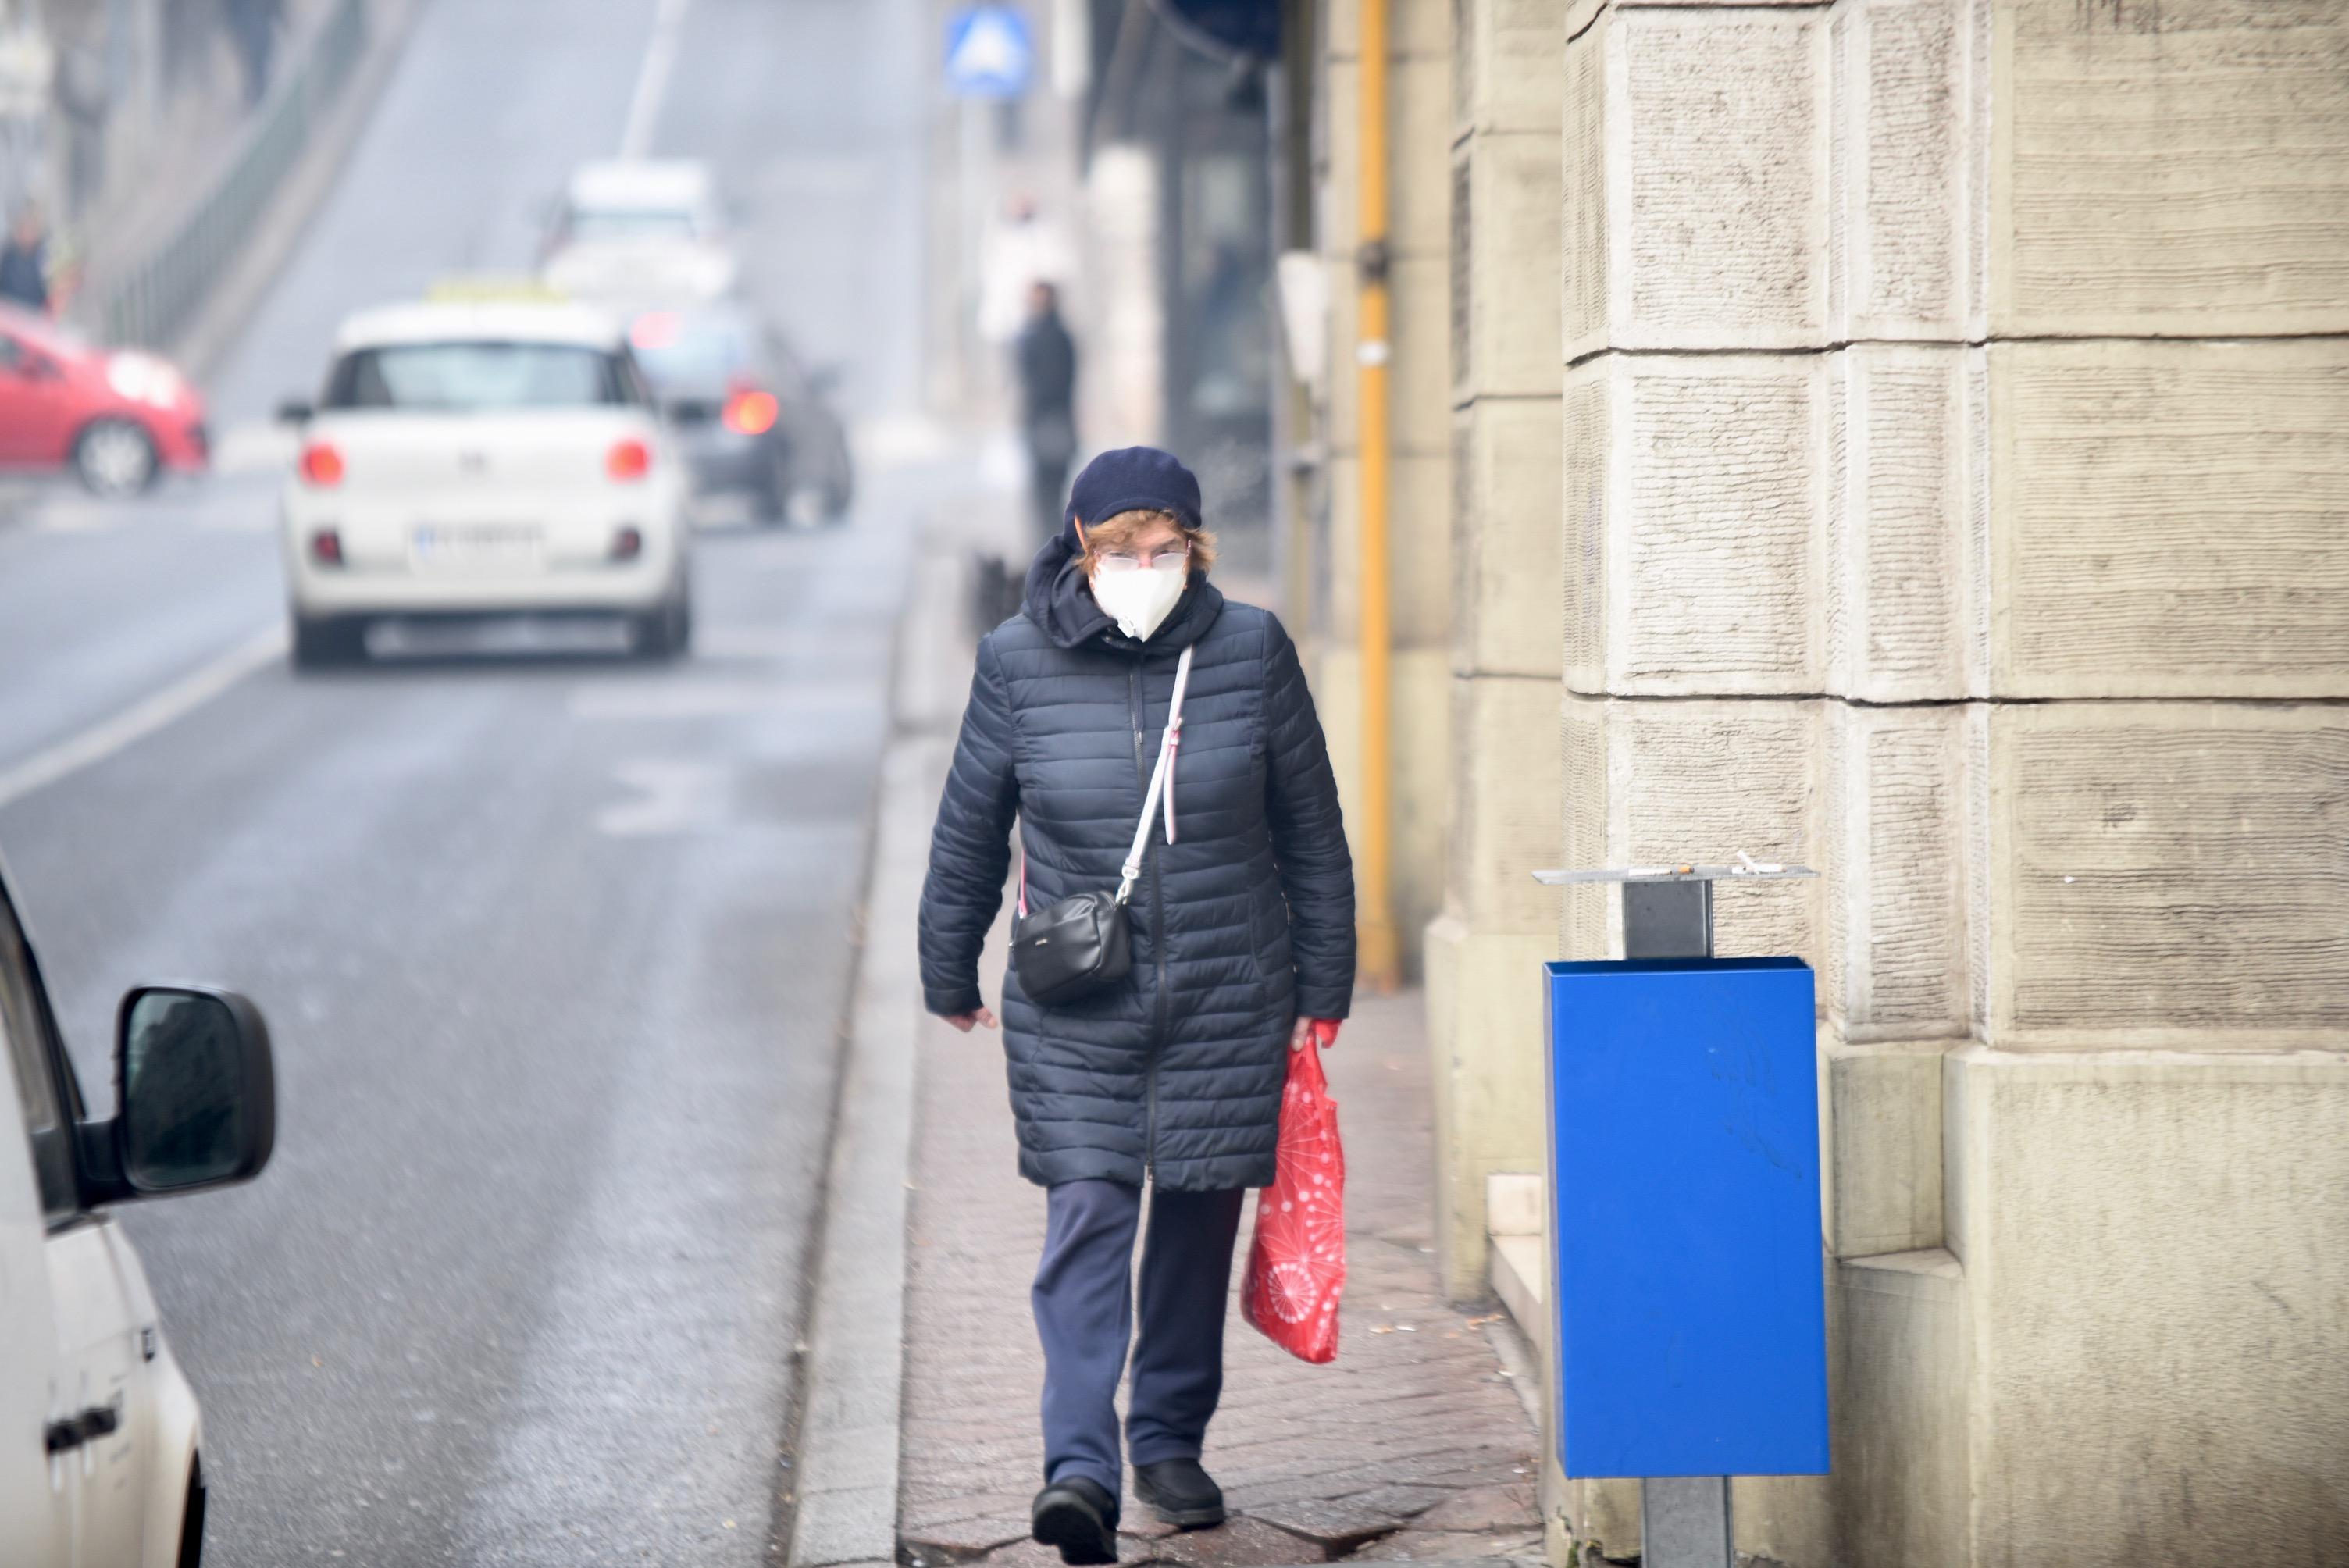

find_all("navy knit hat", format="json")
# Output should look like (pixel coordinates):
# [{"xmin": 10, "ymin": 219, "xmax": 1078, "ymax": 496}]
[{"xmin": 1066, "ymin": 446, "xmax": 1203, "ymax": 534}]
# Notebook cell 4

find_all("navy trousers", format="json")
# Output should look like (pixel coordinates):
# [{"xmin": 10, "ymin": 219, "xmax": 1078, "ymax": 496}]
[{"xmin": 1032, "ymin": 1179, "xmax": 1247, "ymax": 1495}]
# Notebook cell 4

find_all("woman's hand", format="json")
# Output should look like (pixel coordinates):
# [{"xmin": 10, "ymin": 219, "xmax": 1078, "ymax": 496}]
[
  {"xmin": 1290, "ymin": 1017, "xmax": 1341, "ymax": 1052},
  {"xmin": 944, "ymin": 1007, "xmax": 999, "ymax": 1033}
]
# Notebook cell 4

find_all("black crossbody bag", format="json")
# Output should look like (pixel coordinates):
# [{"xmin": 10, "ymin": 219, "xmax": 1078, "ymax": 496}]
[{"xmin": 1011, "ymin": 645, "xmax": 1192, "ymax": 1007}]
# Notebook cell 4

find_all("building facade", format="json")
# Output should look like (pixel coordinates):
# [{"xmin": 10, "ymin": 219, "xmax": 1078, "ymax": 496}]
[
  {"xmin": 1281, "ymin": 1, "xmax": 2349, "ymax": 1563},
  {"xmin": 1079, "ymin": 0, "xmax": 1282, "ymax": 565}
]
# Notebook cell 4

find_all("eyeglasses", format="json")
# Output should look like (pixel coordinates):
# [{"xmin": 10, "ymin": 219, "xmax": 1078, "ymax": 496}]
[{"xmin": 1093, "ymin": 543, "xmax": 1190, "ymax": 574}]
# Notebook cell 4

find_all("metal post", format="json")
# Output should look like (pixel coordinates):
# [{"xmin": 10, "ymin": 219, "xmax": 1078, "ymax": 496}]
[
  {"xmin": 1622, "ymin": 878, "xmax": 1711, "ymax": 961},
  {"xmin": 1616, "ymin": 880, "xmax": 1728, "ymax": 1568},
  {"xmin": 1642, "ymin": 1476, "xmax": 1735, "ymax": 1568}
]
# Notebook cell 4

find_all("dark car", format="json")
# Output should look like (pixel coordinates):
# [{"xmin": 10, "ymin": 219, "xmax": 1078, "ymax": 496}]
[{"xmin": 626, "ymin": 305, "xmax": 852, "ymax": 525}]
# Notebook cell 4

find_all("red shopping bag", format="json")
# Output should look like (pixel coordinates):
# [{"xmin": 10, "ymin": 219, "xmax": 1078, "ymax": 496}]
[{"xmin": 1242, "ymin": 1026, "xmax": 1346, "ymax": 1363}]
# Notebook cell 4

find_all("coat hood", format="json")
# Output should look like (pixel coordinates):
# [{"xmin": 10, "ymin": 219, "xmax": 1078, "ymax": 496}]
[{"xmin": 1021, "ymin": 520, "xmax": 1225, "ymax": 654}]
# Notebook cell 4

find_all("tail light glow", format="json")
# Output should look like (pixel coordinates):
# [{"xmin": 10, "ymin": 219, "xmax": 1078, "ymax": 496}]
[
  {"xmin": 298, "ymin": 441, "xmax": 344, "ymax": 486},
  {"xmin": 606, "ymin": 438, "xmax": 652, "ymax": 482},
  {"xmin": 722, "ymin": 390, "xmax": 779, "ymax": 437},
  {"xmin": 311, "ymin": 528, "xmax": 344, "ymax": 566}
]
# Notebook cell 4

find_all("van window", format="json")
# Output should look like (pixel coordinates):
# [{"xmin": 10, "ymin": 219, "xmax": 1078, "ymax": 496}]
[
  {"xmin": 0, "ymin": 898, "xmax": 76, "ymax": 1224},
  {"xmin": 565, "ymin": 205, "xmax": 699, "ymax": 244}
]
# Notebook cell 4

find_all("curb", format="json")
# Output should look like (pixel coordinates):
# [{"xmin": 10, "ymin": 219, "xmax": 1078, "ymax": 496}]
[{"xmin": 786, "ymin": 542, "xmax": 970, "ymax": 1568}]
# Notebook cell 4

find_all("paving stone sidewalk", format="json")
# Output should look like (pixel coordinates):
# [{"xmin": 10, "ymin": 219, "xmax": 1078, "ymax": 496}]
[{"xmin": 899, "ymin": 985, "xmax": 1546, "ymax": 1568}]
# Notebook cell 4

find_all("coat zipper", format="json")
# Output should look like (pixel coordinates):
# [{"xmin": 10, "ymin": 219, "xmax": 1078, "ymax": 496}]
[{"xmin": 1131, "ymin": 659, "xmax": 1170, "ymax": 1176}]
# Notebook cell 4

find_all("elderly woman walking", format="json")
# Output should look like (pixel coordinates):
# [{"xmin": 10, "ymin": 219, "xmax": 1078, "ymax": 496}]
[{"xmin": 918, "ymin": 447, "xmax": 1355, "ymax": 1564}]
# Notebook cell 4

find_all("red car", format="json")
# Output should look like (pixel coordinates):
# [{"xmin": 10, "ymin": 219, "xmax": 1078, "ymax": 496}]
[{"xmin": 0, "ymin": 305, "xmax": 209, "ymax": 497}]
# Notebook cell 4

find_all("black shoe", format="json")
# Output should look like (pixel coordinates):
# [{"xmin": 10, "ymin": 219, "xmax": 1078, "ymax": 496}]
[
  {"xmin": 1032, "ymin": 1476, "xmax": 1120, "ymax": 1565},
  {"xmin": 1132, "ymin": 1457, "xmax": 1226, "ymax": 1529}
]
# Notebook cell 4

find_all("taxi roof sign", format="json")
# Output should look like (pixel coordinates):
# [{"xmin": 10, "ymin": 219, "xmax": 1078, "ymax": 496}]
[{"xmin": 426, "ymin": 273, "xmax": 570, "ymax": 305}]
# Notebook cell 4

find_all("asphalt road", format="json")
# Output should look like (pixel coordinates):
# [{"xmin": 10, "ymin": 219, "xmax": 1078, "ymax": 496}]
[{"xmin": 0, "ymin": 0, "xmax": 937, "ymax": 1560}]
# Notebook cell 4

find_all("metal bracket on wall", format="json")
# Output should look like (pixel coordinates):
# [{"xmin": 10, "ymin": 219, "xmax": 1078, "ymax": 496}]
[{"xmin": 1531, "ymin": 860, "xmax": 1819, "ymax": 1568}]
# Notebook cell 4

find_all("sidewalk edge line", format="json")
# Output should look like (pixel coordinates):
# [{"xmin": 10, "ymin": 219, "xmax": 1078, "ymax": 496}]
[{"xmin": 0, "ymin": 624, "xmax": 287, "ymax": 814}]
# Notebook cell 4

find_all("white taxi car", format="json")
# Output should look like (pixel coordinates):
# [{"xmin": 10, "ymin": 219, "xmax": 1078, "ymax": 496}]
[
  {"xmin": 277, "ymin": 298, "xmax": 693, "ymax": 667},
  {"xmin": 1, "ymin": 857, "xmax": 277, "ymax": 1567}
]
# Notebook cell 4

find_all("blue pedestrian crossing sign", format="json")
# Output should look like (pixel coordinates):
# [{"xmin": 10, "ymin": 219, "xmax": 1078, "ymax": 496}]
[{"xmin": 945, "ymin": 6, "xmax": 1033, "ymax": 98}]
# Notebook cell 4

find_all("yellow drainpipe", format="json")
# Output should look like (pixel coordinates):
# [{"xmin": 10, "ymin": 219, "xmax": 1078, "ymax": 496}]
[{"xmin": 1356, "ymin": 0, "xmax": 1398, "ymax": 992}]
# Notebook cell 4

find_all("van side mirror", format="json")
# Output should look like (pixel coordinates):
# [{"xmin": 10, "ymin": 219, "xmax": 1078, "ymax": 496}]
[
  {"xmin": 113, "ymin": 986, "xmax": 275, "ymax": 1195},
  {"xmin": 275, "ymin": 397, "xmax": 313, "ymax": 425}
]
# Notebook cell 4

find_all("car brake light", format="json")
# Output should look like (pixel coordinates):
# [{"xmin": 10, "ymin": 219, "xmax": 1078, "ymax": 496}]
[
  {"xmin": 298, "ymin": 441, "xmax": 344, "ymax": 486},
  {"xmin": 311, "ymin": 528, "xmax": 344, "ymax": 566},
  {"xmin": 607, "ymin": 438, "xmax": 652, "ymax": 482},
  {"xmin": 722, "ymin": 390, "xmax": 779, "ymax": 437},
  {"xmin": 612, "ymin": 526, "xmax": 643, "ymax": 561}
]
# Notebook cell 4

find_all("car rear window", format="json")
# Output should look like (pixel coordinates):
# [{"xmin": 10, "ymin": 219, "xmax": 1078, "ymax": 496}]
[
  {"xmin": 324, "ymin": 342, "xmax": 629, "ymax": 411},
  {"xmin": 628, "ymin": 312, "xmax": 754, "ymax": 390}
]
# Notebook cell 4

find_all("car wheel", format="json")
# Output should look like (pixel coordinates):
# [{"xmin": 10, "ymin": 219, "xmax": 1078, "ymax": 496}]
[
  {"xmin": 754, "ymin": 460, "xmax": 790, "ymax": 526},
  {"xmin": 291, "ymin": 613, "xmax": 366, "ymax": 671},
  {"xmin": 824, "ymin": 440, "xmax": 855, "ymax": 523},
  {"xmin": 633, "ymin": 590, "xmax": 690, "ymax": 660},
  {"xmin": 176, "ymin": 1455, "xmax": 207, "ymax": 1568},
  {"xmin": 74, "ymin": 418, "xmax": 161, "ymax": 498}
]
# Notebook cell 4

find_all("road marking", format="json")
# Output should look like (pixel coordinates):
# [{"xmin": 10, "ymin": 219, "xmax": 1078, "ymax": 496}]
[
  {"xmin": 617, "ymin": 0, "xmax": 691, "ymax": 159},
  {"xmin": 596, "ymin": 758, "xmax": 727, "ymax": 836},
  {"xmin": 0, "ymin": 625, "xmax": 287, "ymax": 812}
]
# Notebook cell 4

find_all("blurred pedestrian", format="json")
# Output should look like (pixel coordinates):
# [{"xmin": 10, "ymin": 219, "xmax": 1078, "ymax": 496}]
[
  {"xmin": 1016, "ymin": 281, "xmax": 1078, "ymax": 545},
  {"xmin": 1, "ymin": 202, "xmax": 50, "ymax": 313},
  {"xmin": 918, "ymin": 448, "xmax": 1356, "ymax": 1565},
  {"xmin": 979, "ymin": 193, "xmax": 1072, "ymax": 347}
]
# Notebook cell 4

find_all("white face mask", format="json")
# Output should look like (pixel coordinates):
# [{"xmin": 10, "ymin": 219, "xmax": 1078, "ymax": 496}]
[{"xmin": 1089, "ymin": 564, "xmax": 1186, "ymax": 642}]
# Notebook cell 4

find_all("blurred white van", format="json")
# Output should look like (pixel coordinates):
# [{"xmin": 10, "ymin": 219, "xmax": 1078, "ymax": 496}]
[{"xmin": 540, "ymin": 159, "xmax": 738, "ymax": 305}]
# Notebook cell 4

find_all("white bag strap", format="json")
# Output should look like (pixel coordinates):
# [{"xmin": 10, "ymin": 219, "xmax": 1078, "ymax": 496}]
[{"xmin": 1116, "ymin": 644, "xmax": 1192, "ymax": 906}]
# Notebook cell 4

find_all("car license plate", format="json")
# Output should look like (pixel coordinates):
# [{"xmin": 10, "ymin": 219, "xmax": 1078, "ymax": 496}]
[{"xmin": 411, "ymin": 525, "xmax": 540, "ymax": 572}]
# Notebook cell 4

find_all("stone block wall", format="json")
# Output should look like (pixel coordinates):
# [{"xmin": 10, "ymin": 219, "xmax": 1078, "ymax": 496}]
[
  {"xmin": 1424, "ymin": 0, "xmax": 1563, "ymax": 1306},
  {"xmin": 1317, "ymin": 0, "xmax": 2349, "ymax": 1557},
  {"xmin": 1541, "ymin": 0, "xmax": 2349, "ymax": 1562}
]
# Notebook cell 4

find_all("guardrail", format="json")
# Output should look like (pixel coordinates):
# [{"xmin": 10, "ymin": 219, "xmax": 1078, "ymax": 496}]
[{"xmin": 91, "ymin": 0, "xmax": 369, "ymax": 351}]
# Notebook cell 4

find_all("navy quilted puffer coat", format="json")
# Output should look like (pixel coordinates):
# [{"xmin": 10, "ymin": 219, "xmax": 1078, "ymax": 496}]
[{"xmin": 918, "ymin": 526, "xmax": 1355, "ymax": 1191}]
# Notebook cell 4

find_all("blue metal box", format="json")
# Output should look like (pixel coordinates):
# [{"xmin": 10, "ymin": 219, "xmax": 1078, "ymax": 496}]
[{"xmin": 1545, "ymin": 957, "xmax": 1830, "ymax": 1478}]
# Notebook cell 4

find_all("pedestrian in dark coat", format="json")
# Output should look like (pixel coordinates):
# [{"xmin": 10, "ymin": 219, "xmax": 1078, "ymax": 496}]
[
  {"xmin": 919, "ymin": 446, "xmax": 1354, "ymax": 1565},
  {"xmin": 0, "ymin": 204, "xmax": 51, "ymax": 313},
  {"xmin": 1014, "ymin": 280, "xmax": 1078, "ymax": 545}
]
